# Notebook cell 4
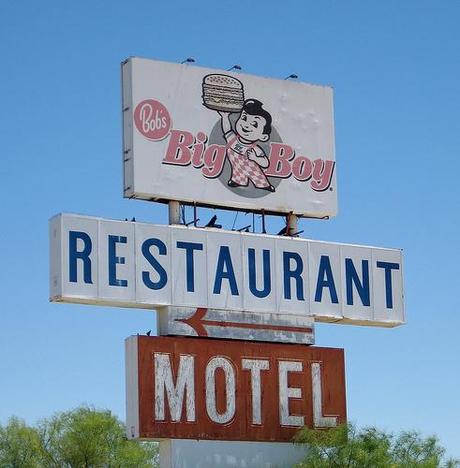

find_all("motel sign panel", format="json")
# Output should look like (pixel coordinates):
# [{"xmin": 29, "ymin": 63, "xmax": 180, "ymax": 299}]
[{"xmin": 126, "ymin": 336, "xmax": 346, "ymax": 442}]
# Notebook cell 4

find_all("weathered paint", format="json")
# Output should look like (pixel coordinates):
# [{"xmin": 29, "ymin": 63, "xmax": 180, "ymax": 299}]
[
  {"xmin": 159, "ymin": 439, "xmax": 310, "ymax": 468},
  {"xmin": 125, "ymin": 335, "xmax": 346, "ymax": 442},
  {"xmin": 205, "ymin": 357, "xmax": 236, "ymax": 424},
  {"xmin": 241, "ymin": 359, "xmax": 270, "ymax": 425},
  {"xmin": 154, "ymin": 353, "xmax": 195, "ymax": 423},
  {"xmin": 157, "ymin": 307, "xmax": 315, "ymax": 344}
]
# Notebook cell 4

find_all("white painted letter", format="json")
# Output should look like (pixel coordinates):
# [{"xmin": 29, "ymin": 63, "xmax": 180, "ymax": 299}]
[
  {"xmin": 312, "ymin": 362, "xmax": 337, "ymax": 427},
  {"xmin": 242, "ymin": 358, "xmax": 269, "ymax": 425},
  {"xmin": 278, "ymin": 360, "xmax": 304, "ymax": 427},
  {"xmin": 205, "ymin": 357, "xmax": 236, "ymax": 424},
  {"xmin": 154, "ymin": 353, "xmax": 195, "ymax": 422}
]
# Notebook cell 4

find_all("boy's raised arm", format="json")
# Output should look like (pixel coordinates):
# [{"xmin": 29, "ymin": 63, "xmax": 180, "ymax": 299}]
[{"xmin": 218, "ymin": 111, "xmax": 232, "ymax": 135}]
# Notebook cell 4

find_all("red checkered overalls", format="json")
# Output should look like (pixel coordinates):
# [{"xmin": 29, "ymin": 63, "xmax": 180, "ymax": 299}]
[{"xmin": 224, "ymin": 131, "xmax": 271, "ymax": 188}]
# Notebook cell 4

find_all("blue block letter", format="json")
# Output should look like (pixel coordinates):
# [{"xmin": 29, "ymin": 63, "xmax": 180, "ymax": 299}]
[
  {"xmin": 108, "ymin": 235, "xmax": 128, "ymax": 287},
  {"xmin": 177, "ymin": 241, "xmax": 203, "ymax": 292},
  {"xmin": 315, "ymin": 255, "xmax": 338, "ymax": 303},
  {"xmin": 213, "ymin": 246, "xmax": 239, "ymax": 295},
  {"xmin": 142, "ymin": 238, "xmax": 168, "ymax": 290},
  {"xmin": 69, "ymin": 231, "xmax": 93, "ymax": 284},
  {"xmin": 283, "ymin": 251, "xmax": 305, "ymax": 300},
  {"xmin": 376, "ymin": 261, "xmax": 400, "ymax": 309},
  {"xmin": 248, "ymin": 248, "xmax": 271, "ymax": 298},
  {"xmin": 345, "ymin": 258, "xmax": 370, "ymax": 306}
]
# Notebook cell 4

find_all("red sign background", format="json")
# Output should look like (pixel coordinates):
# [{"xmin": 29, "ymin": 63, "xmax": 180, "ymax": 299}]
[{"xmin": 127, "ymin": 336, "xmax": 346, "ymax": 442}]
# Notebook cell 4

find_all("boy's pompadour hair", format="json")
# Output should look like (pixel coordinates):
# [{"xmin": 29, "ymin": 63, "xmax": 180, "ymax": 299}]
[{"xmin": 242, "ymin": 99, "xmax": 272, "ymax": 136}]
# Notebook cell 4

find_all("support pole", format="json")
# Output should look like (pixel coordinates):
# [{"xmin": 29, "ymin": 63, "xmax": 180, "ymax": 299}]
[
  {"xmin": 168, "ymin": 201, "xmax": 181, "ymax": 225},
  {"xmin": 159, "ymin": 200, "xmax": 182, "ymax": 337},
  {"xmin": 286, "ymin": 212, "xmax": 298, "ymax": 236},
  {"xmin": 193, "ymin": 203, "xmax": 198, "ymax": 227}
]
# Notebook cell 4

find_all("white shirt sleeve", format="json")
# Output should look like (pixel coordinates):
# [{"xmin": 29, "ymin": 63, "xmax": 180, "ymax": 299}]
[{"xmin": 224, "ymin": 130, "xmax": 236, "ymax": 143}]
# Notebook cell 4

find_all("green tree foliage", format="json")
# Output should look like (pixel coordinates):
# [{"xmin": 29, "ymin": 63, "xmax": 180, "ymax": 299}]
[
  {"xmin": 294, "ymin": 423, "xmax": 459, "ymax": 468},
  {"xmin": 0, "ymin": 406, "xmax": 158, "ymax": 468},
  {"xmin": 0, "ymin": 417, "xmax": 42, "ymax": 468}
]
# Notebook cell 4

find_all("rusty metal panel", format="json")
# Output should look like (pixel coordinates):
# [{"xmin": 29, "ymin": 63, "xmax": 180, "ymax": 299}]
[
  {"xmin": 125, "ymin": 336, "xmax": 346, "ymax": 442},
  {"xmin": 157, "ymin": 307, "xmax": 315, "ymax": 345}
]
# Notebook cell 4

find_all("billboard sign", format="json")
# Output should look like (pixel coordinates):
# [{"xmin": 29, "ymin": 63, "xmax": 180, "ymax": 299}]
[
  {"xmin": 50, "ymin": 213, "xmax": 405, "ymax": 327},
  {"xmin": 125, "ymin": 336, "xmax": 346, "ymax": 442},
  {"xmin": 122, "ymin": 58, "xmax": 337, "ymax": 217}
]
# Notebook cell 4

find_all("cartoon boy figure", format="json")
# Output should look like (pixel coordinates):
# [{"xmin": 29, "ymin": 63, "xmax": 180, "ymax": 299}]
[{"xmin": 218, "ymin": 99, "xmax": 275, "ymax": 192}]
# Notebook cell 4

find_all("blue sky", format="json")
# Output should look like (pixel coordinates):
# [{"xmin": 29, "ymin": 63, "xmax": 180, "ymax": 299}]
[{"xmin": 1, "ymin": 0, "xmax": 459, "ymax": 458}]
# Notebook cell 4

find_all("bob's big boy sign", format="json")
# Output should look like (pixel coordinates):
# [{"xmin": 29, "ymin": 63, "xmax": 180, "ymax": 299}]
[{"xmin": 122, "ymin": 58, "xmax": 337, "ymax": 217}]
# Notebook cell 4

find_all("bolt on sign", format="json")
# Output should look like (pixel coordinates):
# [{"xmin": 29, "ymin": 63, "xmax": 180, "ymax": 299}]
[
  {"xmin": 122, "ymin": 58, "xmax": 337, "ymax": 218},
  {"xmin": 49, "ymin": 213, "xmax": 405, "ymax": 327},
  {"xmin": 125, "ymin": 336, "xmax": 346, "ymax": 442}
]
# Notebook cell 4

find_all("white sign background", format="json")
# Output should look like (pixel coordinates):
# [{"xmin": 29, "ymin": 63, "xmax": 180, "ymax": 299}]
[
  {"xmin": 122, "ymin": 58, "xmax": 337, "ymax": 217},
  {"xmin": 50, "ymin": 213, "xmax": 404, "ymax": 327}
]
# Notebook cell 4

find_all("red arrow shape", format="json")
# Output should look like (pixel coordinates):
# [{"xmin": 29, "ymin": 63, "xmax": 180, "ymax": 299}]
[
  {"xmin": 176, "ymin": 308, "xmax": 209, "ymax": 336},
  {"xmin": 176, "ymin": 308, "xmax": 313, "ymax": 337}
]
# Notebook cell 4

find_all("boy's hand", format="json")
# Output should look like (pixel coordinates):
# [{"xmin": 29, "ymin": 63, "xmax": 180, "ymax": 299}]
[
  {"xmin": 247, "ymin": 148, "xmax": 269, "ymax": 168},
  {"xmin": 247, "ymin": 148, "xmax": 258, "ymax": 162}
]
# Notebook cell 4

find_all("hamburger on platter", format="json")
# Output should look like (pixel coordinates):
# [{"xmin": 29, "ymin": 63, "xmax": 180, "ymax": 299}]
[{"xmin": 202, "ymin": 74, "xmax": 245, "ymax": 112}]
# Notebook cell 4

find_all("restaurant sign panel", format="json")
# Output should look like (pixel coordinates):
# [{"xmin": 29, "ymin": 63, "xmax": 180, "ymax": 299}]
[{"xmin": 50, "ymin": 213, "xmax": 405, "ymax": 327}]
